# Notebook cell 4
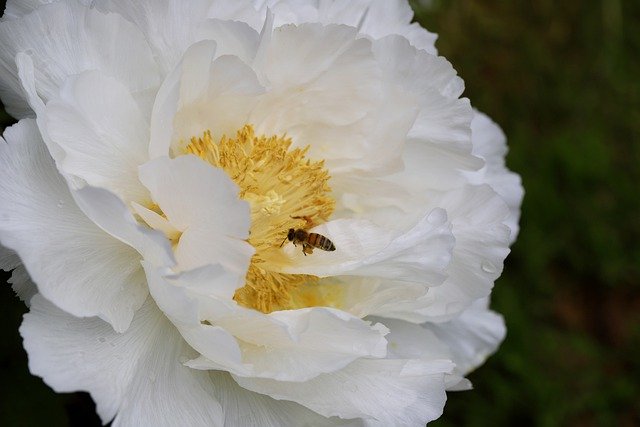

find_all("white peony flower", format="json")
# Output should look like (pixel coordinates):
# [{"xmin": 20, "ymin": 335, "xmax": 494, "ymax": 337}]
[{"xmin": 0, "ymin": 0, "xmax": 523, "ymax": 425}]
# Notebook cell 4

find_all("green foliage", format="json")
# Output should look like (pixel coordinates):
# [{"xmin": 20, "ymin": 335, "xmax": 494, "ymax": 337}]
[{"xmin": 409, "ymin": 0, "xmax": 640, "ymax": 425}]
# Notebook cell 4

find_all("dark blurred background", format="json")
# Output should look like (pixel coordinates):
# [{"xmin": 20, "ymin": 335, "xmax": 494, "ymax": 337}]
[{"xmin": 1, "ymin": 0, "xmax": 639, "ymax": 426}]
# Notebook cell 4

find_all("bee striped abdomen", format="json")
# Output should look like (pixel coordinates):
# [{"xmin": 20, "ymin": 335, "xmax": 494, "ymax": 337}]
[{"xmin": 308, "ymin": 233, "xmax": 336, "ymax": 251}]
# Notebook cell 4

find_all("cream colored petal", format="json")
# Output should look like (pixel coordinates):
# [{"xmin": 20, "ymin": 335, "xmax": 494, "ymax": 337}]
[
  {"xmin": 144, "ymin": 263, "xmax": 389, "ymax": 382},
  {"xmin": 424, "ymin": 297, "xmax": 506, "ymax": 376},
  {"xmin": 235, "ymin": 357, "xmax": 453, "ymax": 426},
  {"xmin": 139, "ymin": 155, "xmax": 254, "ymax": 273},
  {"xmin": 149, "ymin": 39, "xmax": 264, "ymax": 159},
  {"xmin": 21, "ymin": 295, "xmax": 226, "ymax": 426},
  {"xmin": 466, "ymin": 110, "xmax": 524, "ymax": 243},
  {"xmin": 44, "ymin": 71, "xmax": 151, "ymax": 205},
  {"xmin": 0, "ymin": 245, "xmax": 37, "ymax": 305},
  {"xmin": 95, "ymin": 0, "xmax": 215, "ymax": 75},
  {"xmin": 0, "ymin": 0, "xmax": 160, "ymax": 117},
  {"xmin": 279, "ymin": 208, "xmax": 454, "ymax": 286},
  {"xmin": 0, "ymin": 120, "xmax": 149, "ymax": 332}
]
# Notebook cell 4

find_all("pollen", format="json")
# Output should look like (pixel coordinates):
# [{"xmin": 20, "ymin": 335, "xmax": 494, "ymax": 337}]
[{"xmin": 185, "ymin": 125, "xmax": 335, "ymax": 313}]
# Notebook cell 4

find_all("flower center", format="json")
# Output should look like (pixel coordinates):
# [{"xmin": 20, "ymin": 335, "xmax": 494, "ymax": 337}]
[{"xmin": 185, "ymin": 125, "xmax": 336, "ymax": 313}]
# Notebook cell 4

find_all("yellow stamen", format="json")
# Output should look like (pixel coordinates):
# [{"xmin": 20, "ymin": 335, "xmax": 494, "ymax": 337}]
[{"xmin": 185, "ymin": 125, "xmax": 336, "ymax": 313}]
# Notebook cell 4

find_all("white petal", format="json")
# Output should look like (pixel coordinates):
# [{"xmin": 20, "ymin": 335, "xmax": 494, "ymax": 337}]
[
  {"xmin": 376, "ymin": 185, "xmax": 511, "ymax": 323},
  {"xmin": 171, "ymin": 48, "xmax": 265, "ymax": 153},
  {"xmin": 95, "ymin": 0, "xmax": 215, "ymax": 75},
  {"xmin": 235, "ymin": 357, "xmax": 453, "ymax": 426},
  {"xmin": 21, "ymin": 295, "xmax": 225, "ymax": 426},
  {"xmin": 71, "ymin": 185, "xmax": 175, "ymax": 268},
  {"xmin": 138, "ymin": 155, "xmax": 254, "ymax": 272},
  {"xmin": 356, "ymin": 0, "xmax": 438, "ymax": 54},
  {"xmin": 149, "ymin": 40, "xmax": 264, "ymax": 159},
  {"xmin": 198, "ymin": 18, "xmax": 260, "ymax": 63},
  {"xmin": 467, "ymin": 110, "xmax": 524, "ymax": 243},
  {"xmin": 44, "ymin": 71, "xmax": 151, "ymax": 205},
  {"xmin": 417, "ymin": 185, "xmax": 512, "ymax": 321},
  {"xmin": 252, "ymin": 0, "xmax": 438, "ymax": 54},
  {"xmin": 279, "ymin": 208, "xmax": 454, "ymax": 286},
  {"xmin": 0, "ymin": 120, "xmax": 147, "ymax": 332},
  {"xmin": 250, "ymin": 24, "xmax": 389, "ymax": 166},
  {"xmin": 0, "ymin": 0, "xmax": 160, "ymax": 117},
  {"xmin": 131, "ymin": 202, "xmax": 181, "ymax": 241},
  {"xmin": 373, "ymin": 36, "xmax": 481, "ymax": 185},
  {"xmin": 144, "ymin": 263, "xmax": 389, "ymax": 382},
  {"xmin": 2, "ymin": 0, "xmax": 95, "ymax": 20},
  {"xmin": 374, "ymin": 317, "xmax": 469, "ymax": 390},
  {"xmin": 0, "ymin": 245, "xmax": 37, "ymax": 305},
  {"xmin": 0, "ymin": 244, "xmax": 20, "ymax": 271},
  {"xmin": 380, "ymin": 318, "xmax": 452, "ymax": 360},
  {"xmin": 8, "ymin": 264, "xmax": 37, "ymax": 305},
  {"xmin": 210, "ymin": 371, "xmax": 361, "ymax": 426},
  {"xmin": 425, "ymin": 297, "xmax": 506, "ymax": 375},
  {"xmin": 21, "ymin": 291, "xmax": 355, "ymax": 426},
  {"xmin": 331, "ymin": 276, "xmax": 428, "ymax": 319},
  {"xmin": 2, "ymin": 0, "xmax": 50, "ymax": 20}
]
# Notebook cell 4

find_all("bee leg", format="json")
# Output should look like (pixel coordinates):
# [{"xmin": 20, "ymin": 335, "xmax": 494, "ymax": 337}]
[{"xmin": 303, "ymin": 243, "xmax": 313, "ymax": 256}]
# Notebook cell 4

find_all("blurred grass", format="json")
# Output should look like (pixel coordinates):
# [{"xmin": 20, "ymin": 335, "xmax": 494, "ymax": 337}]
[
  {"xmin": 410, "ymin": 0, "xmax": 640, "ymax": 426},
  {"xmin": 1, "ymin": 0, "xmax": 639, "ymax": 426}
]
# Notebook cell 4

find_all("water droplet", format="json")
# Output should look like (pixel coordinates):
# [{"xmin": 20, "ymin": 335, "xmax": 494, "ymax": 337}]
[
  {"xmin": 98, "ymin": 337, "xmax": 106, "ymax": 343},
  {"xmin": 481, "ymin": 261, "xmax": 496, "ymax": 274}
]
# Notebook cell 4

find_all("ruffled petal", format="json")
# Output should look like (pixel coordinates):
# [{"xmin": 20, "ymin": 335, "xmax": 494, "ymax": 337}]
[
  {"xmin": 149, "ymin": 39, "xmax": 264, "ymax": 159},
  {"xmin": 368, "ymin": 185, "xmax": 511, "ymax": 323},
  {"xmin": 466, "ymin": 110, "xmax": 524, "ymax": 243},
  {"xmin": 250, "ymin": 23, "xmax": 401, "ymax": 174},
  {"xmin": 70, "ymin": 185, "xmax": 175, "ymax": 268},
  {"xmin": 279, "ymin": 208, "xmax": 454, "ymax": 286},
  {"xmin": 144, "ymin": 263, "xmax": 389, "ymax": 382},
  {"xmin": 138, "ymin": 155, "xmax": 254, "ymax": 272},
  {"xmin": 378, "ymin": 317, "xmax": 471, "ymax": 390},
  {"xmin": 94, "ymin": 0, "xmax": 215, "ymax": 75},
  {"xmin": 235, "ymin": 357, "xmax": 453, "ymax": 426},
  {"xmin": 243, "ymin": 0, "xmax": 438, "ymax": 54},
  {"xmin": 2, "ymin": 0, "xmax": 49, "ymax": 20},
  {"xmin": 171, "ymin": 44, "xmax": 265, "ymax": 152},
  {"xmin": 0, "ymin": 120, "xmax": 147, "ymax": 332},
  {"xmin": 325, "ymin": 276, "xmax": 429, "ymax": 320},
  {"xmin": 0, "ymin": 244, "xmax": 37, "ymax": 305},
  {"xmin": 352, "ymin": 0, "xmax": 438, "ymax": 54},
  {"xmin": 210, "ymin": 371, "xmax": 362, "ymax": 426},
  {"xmin": 424, "ymin": 297, "xmax": 506, "ymax": 375},
  {"xmin": 208, "ymin": 0, "xmax": 265, "ymax": 30},
  {"xmin": 417, "ymin": 185, "xmax": 512, "ymax": 321},
  {"xmin": 0, "ymin": 0, "xmax": 160, "ymax": 117},
  {"xmin": 21, "ymin": 295, "xmax": 226, "ymax": 426},
  {"xmin": 373, "ymin": 36, "xmax": 480, "ymax": 190},
  {"xmin": 44, "ymin": 70, "xmax": 151, "ymax": 205},
  {"xmin": 21, "ymin": 292, "xmax": 362, "ymax": 426}
]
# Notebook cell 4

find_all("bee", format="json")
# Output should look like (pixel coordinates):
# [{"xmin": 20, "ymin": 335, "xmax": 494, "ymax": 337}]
[{"xmin": 280, "ymin": 228, "xmax": 336, "ymax": 256}]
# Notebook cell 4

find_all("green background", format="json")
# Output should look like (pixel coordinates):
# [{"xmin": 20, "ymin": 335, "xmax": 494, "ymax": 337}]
[{"xmin": 1, "ymin": 0, "xmax": 639, "ymax": 425}]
